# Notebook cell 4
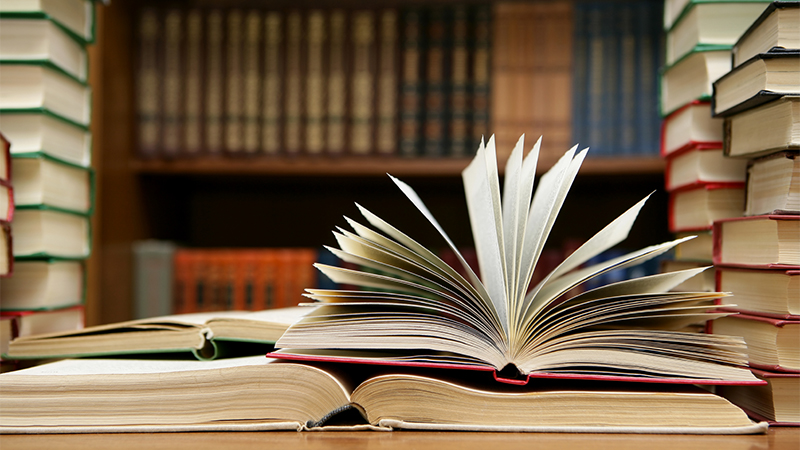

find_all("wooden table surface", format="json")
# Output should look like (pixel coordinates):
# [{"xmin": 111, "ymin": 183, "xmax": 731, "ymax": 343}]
[{"xmin": 2, "ymin": 428, "xmax": 798, "ymax": 450}]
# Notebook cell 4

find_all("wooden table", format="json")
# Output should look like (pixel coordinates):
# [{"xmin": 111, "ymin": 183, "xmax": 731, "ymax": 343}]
[{"xmin": 2, "ymin": 428, "xmax": 798, "ymax": 450}]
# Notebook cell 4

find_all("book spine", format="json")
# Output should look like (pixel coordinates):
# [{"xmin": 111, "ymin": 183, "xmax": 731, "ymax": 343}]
[
  {"xmin": 448, "ymin": 5, "xmax": 469, "ymax": 158},
  {"xmin": 161, "ymin": 8, "xmax": 183, "ymax": 159},
  {"xmin": 224, "ymin": 9, "xmax": 244, "ymax": 155},
  {"xmin": 283, "ymin": 10, "xmax": 304, "ymax": 156},
  {"xmin": 326, "ymin": 10, "xmax": 348, "ymax": 156},
  {"xmin": 203, "ymin": 9, "xmax": 224, "ymax": 155},
  {"xmin": 135, "ymin": 7, "xmax": 161, "ymax": 159},
  {"xmin": 399, "ymin": 8, "xmax": 424, "ymax": 157},
  {"xmin": 261, "ymin": 11, "xmax": 283, "ymax": 155},
  {"xmin": 571, "ymin": 3, "xmax": 587, "ymax": 152},
  {"xmin": 350, "ymin": 10, "xmax": 377, "ymax": 156},
  {"xmin": 305, "ymin": 10, "xmax": 327, "ymax": 156},
  {"xmin": 470, "ymin": 4, "xmax": 491, "ymax": 154},
  {"xmin": 636, "ymin": 0, "xmax": 660, "ymax": 156},
  {"xmin": 599, "ymin": 3, "xmax": 618, "ymax": 156},
  {"xmin": 586, "ymin": 3, "xmax": 604, "ymax": 155},
  {"xmin": 617, "ymin": 2, "xmax": 636, "ymax": 156},
  {"xmin": 422, "ymin": 7, "xmax": 450, "ymax": 158},
  {"xmin": 182, "ymin": 8, "xmax": 204, "ymax": 156},
  {"xmin": 376, "ymin": 9, "xmax": 399, "ymax": 156},
  {"xmin": 242, "ymin": 10, "xmax": 262, "ymax": 155}
]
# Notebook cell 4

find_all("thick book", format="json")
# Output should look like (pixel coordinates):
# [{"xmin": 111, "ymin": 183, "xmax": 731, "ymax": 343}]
[
  {"xmin": 717, "ymin": 368, "xmax": 799, "ymax": 426},
  {"xmin": 713, "ymin": 214, "xmax": 800, "ymax": 268},
  {"xmin": 303, "ymin": 10, "xmax": 326, "ymax": 156},
  {"xmin": 11, "ymin": 205, "xmax": 90, "ymax": 260},
  {"xmin": 3, "ymin": 306, "xmax": 313, "ymax": 361},
  {"xmin": 375, "ymin": 9, "xmax": 399, "ymax": 157},
  {"xmin": 659, "ymin": 48, "xmax": 731, "ymax": 117},
  {"xmin": 223, "ymin": 9, "xmax": 244, "ymax": 155},
  {"xmin": 0, "ymin": 356, "xmax": 768, "ymax": 434},
  {"xmin": 349, "ymin": 9, "xmax": 377, "ymax": 156},
  {"xmin": 273, "ymin": 135, "xmax": 761, "ymax": 386},
  {"xmin": 733, "ymin": 1, "xmax": 800, "ymax": 68},
  {"xmin": 1, "ymin": 305, "xmax": 84, "ymax": 347},
  {"xmin": 664, "ymin": 146, "xmax": 747, "ymax": 191},
  {"xmin": 714, "ymin": 267, "xmax": 799, "ymax": 319},
  {"xmin": 0, "ymin": 111, "xmax": 92, "ymax": 168},
  {"xmin": 0, "ymin": 17, "xmax": 88, "ymax": 83},
  {"xmin": 261, "ymin": 10, "xmax": 283, "ymax": 156},
  {"xmin": 662, "ymin": 0, "xmax": 772, "ymax": 31},
  {"xmin": 0, "ymin": 259, "xmax": 84, "ymax": 311},
  {"xmin": 0, "ymin": 0, "xmax": 96, "ymax": 44},
  {"xmin": 11, "ymin": 152, "xmax": 93, "ymax": 214},
  {"xmin": 745, "ymin": 151, "xmax": 799, "ymax": 215},
  {"xmin": 667, "ymin": 182, "xmax": 745, "ymax": 232},
  {"xmin": 712, "ymin": 51, "xmax": 800, "ymax": 117},
  {"xmin": 665, "ymin": 0, "xmax": 769, "ymax": 66},
  {"xmin": 660, "ymin": 100, "xmax": 722, "ymax": 158},
  {"xmin": 710, "ymin": 313, "xmax": 799, "ymax": 373},
  {"xmin": 0, "ymin": 62, "xmax": 91, "ymax": 127},
  {"xmin": 723, "ymin": 95, "xmax": 800, "ymax": 159}
]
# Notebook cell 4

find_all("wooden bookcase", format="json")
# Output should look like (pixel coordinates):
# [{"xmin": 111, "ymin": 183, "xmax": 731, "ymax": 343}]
[{"xmin": 86, "ymin": 1, "xmax": 669, "ymax": 326}]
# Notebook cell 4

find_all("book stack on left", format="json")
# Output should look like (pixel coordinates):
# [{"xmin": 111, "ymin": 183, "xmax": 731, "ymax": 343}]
[
  {"xmin": 0, "ymin": 0, "xmax": 97, "ymax": 372},
  {"xmin": 658, "ymin": 0, "xmax": 769, "ymax": 292},
  {"xmin": 705, "ymin": 1, "xmax": 800, "ymax": 427}
]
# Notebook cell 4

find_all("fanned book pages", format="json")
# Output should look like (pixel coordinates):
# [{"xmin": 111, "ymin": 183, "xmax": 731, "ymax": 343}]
[{"xmin": 273, "ymin": 136, "xmax": 762, "ymax": 386}]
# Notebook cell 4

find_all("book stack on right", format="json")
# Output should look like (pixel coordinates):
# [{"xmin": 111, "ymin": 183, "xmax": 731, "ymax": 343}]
[{"xmin": 706, "ymin": 1, "xmax": 800, "ymax": 427}]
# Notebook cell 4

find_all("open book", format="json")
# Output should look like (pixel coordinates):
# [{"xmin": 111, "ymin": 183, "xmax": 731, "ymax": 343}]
[
  {"xmin": 4, "ymin": 306, "xmax": 312, "ymax": 361},
  {"xmin": 273, "ymin": 136, "xmax": 761, "ymax": 385},
  {"xmin": 0, "ymin": 356, "xmax": 767, "ymax": 434}
]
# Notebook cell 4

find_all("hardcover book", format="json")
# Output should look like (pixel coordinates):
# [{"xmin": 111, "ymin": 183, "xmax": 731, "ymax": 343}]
[
  {"xmin": 0, "ymin": 259, "xmax": 84, "ymax": 311},
  {"xmin": 712, "ymin": 51, "xmax": 800, "ymax": 117},
  {"xmin": 273, "ymin": 135, "xmax": 761, "ymax": 386},
  {"xmin": 660, "ymin": 100, "xmax": 722, "ymax": 158},
  {"xmin": 664, "ymin": 146, "xmax": 747, "ymax": 191},
  {"xmin": 744, "ymin": 151, "xmax": 799, "ymax": 215},
  {"xmin": 0, "ymin": 17, "xmax": 88, "ymax": 83},
  {"xmin": 0, "ymin": 0, "xmax": 96, "ymax": 44},
  {"xmin": 717, "ymin": 368, "xmax": 799, "ymax": 426},
  {"xmin": 11, "ymin": 206, "xmax": 91, "ymax": 260},
  {"xmin": 732, "ymin": 1, "xmax": 800, "ymax": 68},
  {"xmin": 712, "ymin": 214, "xmax": 800, "ymax": 268},
  {"xmin": 668, "ymin": 182, "xmax": 745, "ymax": 232},
  {"xmin": 710, "ymin": 313, "xmax": 799, "ymax": 373},
  {"xmin": 11, "ymin": 152, "xmax": 93, "ymax": 214},
  {"xmin": 723, "ymin": 95, "xmax": 800, "ymax": 159},
  {"xmin": 0, "ymin": 112, "xmax": 92, "ymax": 168},
  {"xmin": 659, "ymin": 48, "xmax": 731, "ymax": 117},
  {"xmin": 715, "ymin": 267, "xmax": 798, "ymax": 319}
]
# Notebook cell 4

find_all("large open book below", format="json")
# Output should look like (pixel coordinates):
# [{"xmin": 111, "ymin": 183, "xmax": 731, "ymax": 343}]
[
  {"xmin": 4, "ymin": 307, "xmax": 312, "ymax": 361},
  {"xmin": 0, "ymin": 356, "xmax": 767, "ymax": 434},
  {"xmin": 272, "ymin": 136, "xmax": 762, "ymax": 386}
]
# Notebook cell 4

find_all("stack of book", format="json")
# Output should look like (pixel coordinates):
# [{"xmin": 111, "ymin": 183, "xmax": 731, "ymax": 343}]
[
  {"xmin": 135, "ymin": 3, "xmax": 493, "ymax": 160},
  {"xmin": 0, "ymin": 0, "xmax": 96, "ymax": 370},
  {"xmin": 658, "ymin": 0, "xmax": 771, "ymax": 288},
  {"xmin": 706, "ymin": 1, "xmax": 800, "ymax": 426}
]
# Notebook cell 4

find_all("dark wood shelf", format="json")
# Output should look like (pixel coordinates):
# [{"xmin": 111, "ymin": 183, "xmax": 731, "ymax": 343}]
[{"xmin": 130, "ymin": 155, "xmax": 665, "ymax": 177}]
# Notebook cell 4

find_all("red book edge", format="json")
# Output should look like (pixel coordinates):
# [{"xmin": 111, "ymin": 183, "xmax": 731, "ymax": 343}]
[
  {"xmin": 265, "ymin": 351, "xmax": 766, "ymax": 386},
  {"xmin": 659, "ymin": 100, "xmax": 718, "ymax": 158},
  {"xmin": 668, "ymin": 182, "xmax": 746, "ymax": 233},
  {"xmin": 664, "ymin": 144, "xmax": 729, "ymax": 191},
  {"xmin": 712, "ymin": 215, "xmax": 800, "ymax": 266}
]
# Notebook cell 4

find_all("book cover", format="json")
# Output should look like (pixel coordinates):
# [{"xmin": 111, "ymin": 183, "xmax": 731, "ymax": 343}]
[
  {"xmin": 717, "ymin": 367, "xmax": 799, "ymax": 426},
  {"xmin": 422, "ymin": 6, "xmax": 450, "ymax": 158},
  {"xmin": 203, "ymin": 9, "xmax": 224, "ymax": 156},
  {"xmin": 723, "ymin": 95, "xmax": 800, "ymax": 159},
  {"xmin": 0, "ymin": 110, "xmax": 92, "ymax": 168},
  {"xmin": 709, "ymin": 313, "xmax": 799, "ymax": 373},
  {"xmin": 660, "ymin": 100, "xmax": 723, "ymax": 158},
  {"xmin": 744, "ymin": 150, "xmax": 799, "ymax": 215},
  {"xmin": 223, "ymin": 9, "xmax": 244, "ymax": 155},
  {"xmin": 283, "ymin": 10, "xmax": 305, "ymax": 156}
]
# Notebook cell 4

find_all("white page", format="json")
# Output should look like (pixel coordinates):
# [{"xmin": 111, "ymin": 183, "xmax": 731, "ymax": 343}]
[{"xmin": 462, "ymin": 137, "xmax": 508, "ymax": 333}]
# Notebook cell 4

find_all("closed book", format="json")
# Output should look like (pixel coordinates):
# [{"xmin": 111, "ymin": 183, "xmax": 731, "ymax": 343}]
[
  {"xmin": 712, "ymin": 51, "xmax": 800, "ymax": 117},
  {"xmin": 0, "ymin": 259, "xmax": 84, "ymax": 311},
  {"xmin": 223, "ymin": 9, "xmax": 244, "ymax": 155},
  {"xmin": 0, "ymin": 17, "xmax": 88, "ymax": 83},
  {"xmin": 399, "ymin": 8, "xmax": 423, "ymax": 157},
  {"xmin": 733, "ymin": 1, "xmax": 800, "ymax": 68},
  {"xmin": 717, "ymin": 368, "xmax": 799, "ymax": 426},
  {"xmin": 665, "ymin": 146, "xmax": 747, "ymax": 191},
  {"xmin": 283, "ymin": 10, "xmax": 305, "ymax": 156},
  {"xmin": 710, "ymin": 313, "xmax": 799, "ymax": 373},
  {"xmin": 11, "ymin": 205, "xmax": 91, "ymax": 260},
  {"xmin": 470, "ymin": 4, "xmax": 491, "ymax": 152},
  {"xmin": 132, "ymin": 240, "xmax": 176, "ymax": 319},
  {"xmin": 422, "ymin": 6, "xmax": 449, "ymax": 158},
  {"xmin": 0, "ymin": 305, "xmax": 84, "ymax": 348},
  {"xmin": 376, "ymin": 9, "xmax": 399, "ymax": 156},
  {"xmin": 0, "ymin": 0, "xmax": 96, "ymax": 44},
  {"xmin": 0, "ymin": 221, "xmax": 11, "ymax": 276},
  {"xmin": 663, "ymin": 0, "xmax": 772, "ymax": 31},
  {"xmin": 203, "ymin": 9, "xmax": 225, "ymax": 156},
  {"xmin": 261, "ymin": 10, "xmax": 283, "ymax": 156},
  {"xmin": 713, "ymin": 214, "xmax": 800, "ymax": 268},
  {"xmin": 0, "ymin": 111, "xmax": 91, "ymax": 168},
  {"xmin": 660, "ymin": 100, "xmax": 723, "ymax": 158},
  {"xmin": 12, "ymin": 152, "xmax": 93, "ymax": 215},
  {"xmin": 714, "ymin": 267, "xmax": 799, "ymax": 320},
  {"xmin": 660, "ymin": 48, "xmax": 731, "ymax": 117},
  {"xmin": 181, "ymin": 8, "xmax": 203, "ymax": 156},
  {"xmin": 0, "ymin": 62, "xmax": 91, "ymax": 127},
  {"xmin": 723, "ymin": 95, "xmax": 800, "ymax": 159},
  {"xmin": 160, "ymin": 8, "xmax": 183, "ymax": 159},
  {"xmin": 745, "ymin": 151, "xmax": 800, "ymax": 215},
  {"xmin": 325, "ymin": 9, "xmax": 348, "ymax": 156},
  {"xmin": 668, "ymin": 182, "xmax": 745, "ymax": 232},
  {"xmin": 349, "ymin": 9, "xmax": 377, "ymax": 156},
  {"xmin": 135, "ymin": 7, "xmax": 161, "ymax": 159},
  {"xmin": 241, "ymin": 10, "xmax": 262, "ymax": 155},
  {"xmin": 304, "ymin": 10, "xmax": 327, "ymax": 156}
]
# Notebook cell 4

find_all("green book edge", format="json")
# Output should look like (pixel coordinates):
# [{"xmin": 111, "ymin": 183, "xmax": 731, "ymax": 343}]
[
  {"xmin": 11, "ymin": 152, "xmax": 96, "ymax": 215},
  {"xmin": 0, "ymin": 60, "xmax": 88, "ymax": 87},
  {"xmin": 0, "ymin": 0, "xmax": 96, "ymax": 45}
]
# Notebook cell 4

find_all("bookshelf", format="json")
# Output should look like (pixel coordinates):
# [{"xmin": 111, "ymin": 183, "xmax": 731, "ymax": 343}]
[{"xmin": 87, "ymin": 0, "xmax": 671, "ymax": 326}]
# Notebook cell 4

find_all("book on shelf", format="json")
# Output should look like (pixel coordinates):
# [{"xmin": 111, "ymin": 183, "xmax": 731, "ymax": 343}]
[
  {"xmin": 242, "ymin": 10, "xmax": 265, "ymax": 155},
  {"xmin": 271, "ymin": 135, "xmax": 762, "ymax": 386},
  {"xmin": 0, "ymin": 220, "xmax": 11, "ymax": 277},
  {"xmin": 745, "ymin": 151, "xmax": 799, "ymax": 215},
  {"xmin": 660, "ymin": 100, "xmax": 723, "ymax": 157},
  {"xmin": 667, "ymin": 182, "xmax": 745, "ymax": 233},
  {"xmin": 0, "ymin": 0, "xmax": 96, "ymax": 44},
  {"xmin": 325, "ymin": 9, "xmax": 347, "ymax": 156},
  {"xmin": 182, "ymin": 7, "xmax": 203, "ymax": 156},
  {"xmin": 283, "ymin": 10, "xmax": 304, "ymax": 156},
  {"xmin": 0, "ymin": 355, "xmax": 768, "ymax": 434},
  {"xmin": 3, "ymin": 306, "xmax": 312, "ymax": 361},
  {"xmin": 447, "ymin": 5, "xmax": 469, "ymax": 158},
  {"xmin": 303, "ymin": 10, "xmax": 326, "ymax": 156},
  {"xmin": 710, "ymin": 313, "xmax": 799, "ymax": 373},
  {"xmin": 0, "ymin": 259, "xmax": 83, "ymax": 311},
  {"xmin": 0, "ymin": 132, "xmax": 9, "ymax": 182},
  {"xmin": 422, "ymin": 6, "xmax": 449, "ymax": 158},
  {"xmin": 665, "ymin": 146, "xmax": 748, "ymax": 191},
  {"xmin": 471, "ymin": 4, "xmax": 491, "ymax": 152},
  {"xmin": 717, "ymin": 368, "xmax": 799, "ymax": 426},
  {"xmin": 11, "ymin": 206, "xmax": 90, "ymax": 260},
  {"xmin": 724, "ymin": 95, "xmax": 800, "ymax": 158},
  {"xmin": 132, "ymin": 240, "xmax": 176, "ymax": 320},
  {"xmin": 376, "ymin": 9, "xmax": 399, "ymax": 157},
  {"xmin": 223, "ymin": 9, "xmax": 244, "ymax": 155},
  {"xmin": 715, "ymin": 267, "xmax": 798, "ymax": 319},
  {"xmin": 204, "ymin": 9, "xmax": 224, "ymax": 156},
  {"xmin": 660, "ymin": 48, "xmax": 731, "ymax": 117},
  {"xmin": 134, "ymin": 7, "xmax": 160, "ymax": 159},
  {"xmin": 0, "ymin": 62, "xmax": 91, "ymax": 127},
  {"xmin": 161, "ymin": 8, "xmax": 183, "ymax": 159},
  {"xmin": 349, "ymin": 9, "xmax": 377, "ymax": 156},
  {"xmin": 664, "ymin": 0, "xmax": 771, "ymax": 66},
  {"xmin": 0, "ymin": 17, "xmax": 88, "ymax": 83},
  {"xmin": 399, "ymin": 7, "xmax": 423, "ymax": 157},
  {"xmin": 0, "ymin": 132, "xmax": 11, "ymax": 225},
  {"xmin": 733, "ymin": 1, "xmax": 800, "ymax": 68},
  {"xmin": 11, "ymin": 152, "xmax": 93, "ymax": 214},
  {"xmin": 674, "ymin": 230, "xmax": 714, "ymax": 261},
  {"xmin": 713, "ymin": 214, "xmax": 800, "ymax": 267},
  {"xmin": 712, "ymin": 51, "xmax": 800, "ymax": 117}
]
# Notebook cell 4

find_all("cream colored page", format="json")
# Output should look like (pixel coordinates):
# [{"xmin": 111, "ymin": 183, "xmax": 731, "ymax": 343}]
[{"xmin": 3, "ymin": 355, "xmax": 273, "ymax": 376}]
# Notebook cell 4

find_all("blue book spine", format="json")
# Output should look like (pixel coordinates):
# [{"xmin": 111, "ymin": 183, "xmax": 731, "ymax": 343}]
[{"xmin": 571, "ymin": 3, "xmax": 588, "ymax": 151}]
